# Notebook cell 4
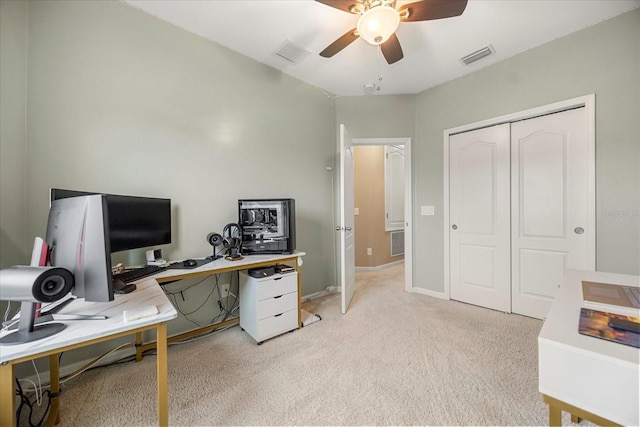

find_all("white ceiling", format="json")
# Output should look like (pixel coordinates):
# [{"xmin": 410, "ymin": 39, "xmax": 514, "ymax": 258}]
[{"xmin": 122, "ymin": 0, "xmax": 639, "ymax": 96}]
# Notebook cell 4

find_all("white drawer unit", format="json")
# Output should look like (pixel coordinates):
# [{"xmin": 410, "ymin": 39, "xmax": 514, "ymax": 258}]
[{"xmin": 239, "ymin": 270, "xmax": 298, "ymax": 344}]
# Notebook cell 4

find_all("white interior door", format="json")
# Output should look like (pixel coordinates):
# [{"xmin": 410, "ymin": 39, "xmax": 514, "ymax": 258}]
[
  {"xmin": 340, "ymin": 124, "xmax": 356, "ymax": 314},
  {"xmin": 449, "ymin": 124, "xmax": 511, "ymax": 312},
  {"xmin": 511, "ymin": 107, "xmax": 592, "ymax": 318},
  {"xmin": 384, "ymin": 145, "xmax": 405, "ymax": 231}
]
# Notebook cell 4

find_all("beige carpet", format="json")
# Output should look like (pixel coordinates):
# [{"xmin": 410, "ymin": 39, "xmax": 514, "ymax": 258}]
[{"xmin": 46, "ymin": 265, "xmax": 568, "ymax": 426}]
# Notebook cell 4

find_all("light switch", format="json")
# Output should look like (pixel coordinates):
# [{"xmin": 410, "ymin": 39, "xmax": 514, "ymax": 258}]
[
  {"xmin": 421, "ymin": 205, "xmax": 435, "ymax": 216},
  {"xmin": 354, "ymin": 207, "xmax": 359, "ymax": 215}
]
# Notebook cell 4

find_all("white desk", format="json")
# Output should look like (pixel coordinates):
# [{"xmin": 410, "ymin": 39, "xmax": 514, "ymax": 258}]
[
  {"xmin": 147, "ymin": 252, "xmax": 305, "ymax": 348},
  {"xmin": 538, "ymin": 269, "xmax": 640, "ymax": 426},
  {"xmin": 0, "ymin": 252, "xmax": 304, "ymax": 425},
  {"xmin": 0, "ymin": 278, "xmax": 177, "ymax": 427}
]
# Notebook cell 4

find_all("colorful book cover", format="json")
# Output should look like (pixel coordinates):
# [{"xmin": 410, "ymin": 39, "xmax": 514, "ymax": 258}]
[{"xmin": 579, "ymin": 308, "xmax": 640, "ymax": 348}]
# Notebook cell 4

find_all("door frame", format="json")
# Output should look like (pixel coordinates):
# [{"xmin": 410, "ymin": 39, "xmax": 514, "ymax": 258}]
[
  {"xmin": 351, "ymin": 137, "xmax": 413, "ymax": 293},
  {"xmin": 443, "ymin": 94, "xmax": 596, "ymax": 300}
]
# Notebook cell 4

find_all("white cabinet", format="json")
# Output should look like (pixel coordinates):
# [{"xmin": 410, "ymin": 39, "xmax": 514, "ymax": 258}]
[{"xmin": 239, "ymin": 271, "xmax": 298, "ymax": 344}]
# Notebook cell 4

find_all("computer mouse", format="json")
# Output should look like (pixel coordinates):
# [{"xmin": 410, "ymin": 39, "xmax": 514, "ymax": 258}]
[
  {"xmin": 113, "ymin": 278, "xmax": 127, "ymax": 292},
  {"xmin": 113, "ymin": 279, "xmax": 136, "ymax": 294},
  {"xmin": 183, "ymin": 259, "xmax": 198, "ymax": 267}
]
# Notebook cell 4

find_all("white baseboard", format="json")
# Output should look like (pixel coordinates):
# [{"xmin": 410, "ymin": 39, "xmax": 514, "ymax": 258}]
[
  {"xmin": 302, "ymin": 286, "xmax": 339, "ymax": 301},
  {"xmin": 411, "ymin": 286, "xmax": 448, "ymax": 300}
]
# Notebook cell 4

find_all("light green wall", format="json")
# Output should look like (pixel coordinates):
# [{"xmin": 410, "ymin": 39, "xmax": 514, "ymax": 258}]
[
  {"xmin": 336, "ymin": 95, "xmax": 416, "ymax": 139},
  {"xmin": 412, "ymin": 8, "xmax": 639, "ymax": 291},
  {"xmin": 0, "ymin": 0, "xmax": 28, "ymax": 269},
  {"xmin": 21, "ymin": 0, "xmax": 336, "ymax": 297},
  {"xmin": 1, "ymin": 0, "xmax": 338, "ymax": 376},
  {"xmin": 336, "ymin": 9, "xmax": 640, "ymax": 292}
]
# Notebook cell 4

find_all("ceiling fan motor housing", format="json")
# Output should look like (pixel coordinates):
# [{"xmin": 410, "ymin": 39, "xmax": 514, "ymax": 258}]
[{"xmin": 357, "ymin": 5, "xmax": 401, "ymax": 45}]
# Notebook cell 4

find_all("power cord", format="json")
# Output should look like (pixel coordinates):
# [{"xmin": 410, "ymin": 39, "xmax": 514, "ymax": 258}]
[{"xmin": 15, "ymin": 378, "xmax": 51, "ymax": 427}]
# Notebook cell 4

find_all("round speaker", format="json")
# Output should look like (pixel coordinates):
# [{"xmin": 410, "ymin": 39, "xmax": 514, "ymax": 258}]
[
  {"xmin": 206, "ymin": 232, "xmax": 223, "ymax": 247},
  {"xmin": 0, "ymin": 266, "xmax": 74, "ymax": 303}
]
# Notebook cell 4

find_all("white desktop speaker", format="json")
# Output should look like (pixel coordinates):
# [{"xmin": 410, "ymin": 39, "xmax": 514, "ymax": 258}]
[
  {"xmin": 0, "ymin": 265, "xmax": 73, "ymax": 303},
  {"xmin": 146, "ymin": 249, "xmax": 166, "ymax": 266}
]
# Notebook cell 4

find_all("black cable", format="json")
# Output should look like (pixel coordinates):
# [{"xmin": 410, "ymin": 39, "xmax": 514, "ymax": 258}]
[
  {"xmin": 15, "ymin": 377, "xmax": 52, "ymax": 427},
  {"xmin": 215, "ymin": 270, "xmax": 240, "ymax": 323},
  {"xmin": 160, "ymin": 271, "xmax": 240, "ymax": 335},
  {"xmin": 161, "ymin": 274, "xmax": 219, "ymax": 327}
]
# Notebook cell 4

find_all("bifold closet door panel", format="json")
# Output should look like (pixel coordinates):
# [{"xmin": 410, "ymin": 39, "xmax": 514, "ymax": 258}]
[
  {"xmin": 511, "ymin": 107, "xmax": 591, "ymax": 319},
  {"xmin": 449, "ymin": 123, "xmax": 511, "ymax": 312}
]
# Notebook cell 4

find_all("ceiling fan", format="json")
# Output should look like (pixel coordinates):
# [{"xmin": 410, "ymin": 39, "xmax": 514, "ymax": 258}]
[{"xmin": 316, "ymin": 0, "xmax": 468, "ymax": 64}]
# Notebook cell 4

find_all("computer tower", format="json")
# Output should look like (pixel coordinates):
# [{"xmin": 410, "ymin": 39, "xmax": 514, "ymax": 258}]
[{"xmin": 238, "ymin": 199, "xmax": 295, "ymax": 254}]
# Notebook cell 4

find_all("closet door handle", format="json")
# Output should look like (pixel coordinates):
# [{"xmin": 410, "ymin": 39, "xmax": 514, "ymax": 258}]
[
  {"xmin": 451, "ymin": 224, "xmax": 458, "ymax": 230},
  {"xmin": 574, "ymin": 227, "xmax": 584, "ymax": 234}
]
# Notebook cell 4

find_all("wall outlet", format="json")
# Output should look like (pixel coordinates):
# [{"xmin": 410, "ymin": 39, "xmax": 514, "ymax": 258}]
[
  {"xmin": 220, "ymin": 283, "xmax": 230, "ymax": 298},
  {"xmin": 367, "ymin": 248, "xmax": 372, "ymax": 256}
]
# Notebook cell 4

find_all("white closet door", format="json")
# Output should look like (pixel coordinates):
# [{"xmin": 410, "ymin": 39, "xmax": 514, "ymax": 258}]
[
  {"xmin": 511, "ymin": 107, "xmax": 592, "ymax": 319},
  {"xmin": 449, "ymin": 124, "xmax": 511, "ymax": 312}
]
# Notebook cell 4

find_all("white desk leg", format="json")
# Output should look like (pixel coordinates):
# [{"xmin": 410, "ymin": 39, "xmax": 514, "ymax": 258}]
[
  {"xmin": 157, "ymin": 322, "xmax": 169, "ymax": 427},
  {"xmin": 0, "ymin": 361, "xmax": 14, "ymax": 426}
]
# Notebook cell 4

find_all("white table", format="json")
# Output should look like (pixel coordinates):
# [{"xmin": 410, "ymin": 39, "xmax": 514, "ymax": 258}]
[
  {"xmin": 0, "ymin": 252, "xmax": 305, "ymax": 425},
  {"xmin": 538, "ymin": 269, "xmax": 640, "ymax": 426},
  {"xmin": 0, "ymin": 278, "xmax": 177, "ymax": 426},
  {"xmin": 147, "ymin": 252, "xmax": 305, "ymax": 347}
]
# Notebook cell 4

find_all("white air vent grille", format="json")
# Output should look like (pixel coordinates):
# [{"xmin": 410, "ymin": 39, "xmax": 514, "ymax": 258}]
[
  {"xmin": 460, "ymin": 44, "xmax": 495, "ymax": 65},
  {"xmin": 390, "ymin": 231, "xmax": 404, "ymax": 257},
  {"xmin": 275, "ymin": 40, "xmax": 311, "ymax": 64}
]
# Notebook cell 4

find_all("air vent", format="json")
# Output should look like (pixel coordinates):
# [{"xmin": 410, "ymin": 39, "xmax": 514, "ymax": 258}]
[
  {"xmin": 390, "ymin": 231, "xmax": 404, "ymax": 257},
  {"xmin": 460, "ymin": 44, "xmax": 495, "ymax": 65},
  {"xmin": 275, "ymin": 40, "xmax": 311, "ymax": 64}
]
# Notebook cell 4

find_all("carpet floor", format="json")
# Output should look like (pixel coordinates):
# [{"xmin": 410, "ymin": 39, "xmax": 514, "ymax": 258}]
[{"xmin": 40, "ymin": 264, "xmax": 580, "ymax": 426}]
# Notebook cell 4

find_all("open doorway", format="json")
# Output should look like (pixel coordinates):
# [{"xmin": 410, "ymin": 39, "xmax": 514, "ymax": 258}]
[{"xmin": 352, "ymin": 137, "xmax": 412, "ymax": 293}]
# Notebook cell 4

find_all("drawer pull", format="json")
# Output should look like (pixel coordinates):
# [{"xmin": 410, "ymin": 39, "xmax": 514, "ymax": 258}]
[
  {"xmin": 274, "ymin": 277, "xmax": 282, "ymax": 281},
  {"xmin": 274, "ymin": 313, "xmax": 283, "ymax": 317},
  {"xmin": 274, "ymin": 295, "xmax": 283, "ymax": 299}
]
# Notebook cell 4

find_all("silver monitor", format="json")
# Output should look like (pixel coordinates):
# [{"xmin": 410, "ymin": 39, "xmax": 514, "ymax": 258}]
[{"xmin": 46, "ymin": 194, "xmax": 114, "ymax": 302}]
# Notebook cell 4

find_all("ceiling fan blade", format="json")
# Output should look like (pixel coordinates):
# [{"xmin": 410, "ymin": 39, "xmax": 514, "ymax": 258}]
[
  {"xmin": 380, "ymin": 33, "xmax": 403, "ymax": 64},
  {"xmin": 319, "ymin": 29, "xmax": 359, "ymax": 58},
  {"xmin": 315, "ymin": 0, "xmax": 358, "ymax": 14},
  {"xmin": 399, "ymin": 0, "xmax": 468, "ymax": 22}
]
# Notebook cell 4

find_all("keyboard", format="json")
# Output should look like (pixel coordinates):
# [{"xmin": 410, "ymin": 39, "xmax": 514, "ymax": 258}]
[{"xmin": 113, "ymin": 264, "xmax": 166, "ymax": 284}]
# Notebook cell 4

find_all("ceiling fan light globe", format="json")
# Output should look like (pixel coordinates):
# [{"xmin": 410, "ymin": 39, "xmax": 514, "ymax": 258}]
[{"xmin": 356, "ymin": 6, "xmax": 400, "ymax": 46}]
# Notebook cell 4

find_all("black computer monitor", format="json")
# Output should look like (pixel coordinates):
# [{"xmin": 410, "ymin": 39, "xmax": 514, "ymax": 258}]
[
  {"xmin": 50, "ymin": 189, "xmax": 172, "ymax": 253},
  {"xmin": 46, "ymin": 194, "xmax": 114, "ymax": 302}
]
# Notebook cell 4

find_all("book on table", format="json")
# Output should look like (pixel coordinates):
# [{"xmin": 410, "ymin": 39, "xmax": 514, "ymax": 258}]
[
  {"xmin": 581, "ymin": 280, "xmax": 640, "ymax": 318},
  {"xmin": 578, "ymin": 307, "xmax": 640, "ymax": 348}
]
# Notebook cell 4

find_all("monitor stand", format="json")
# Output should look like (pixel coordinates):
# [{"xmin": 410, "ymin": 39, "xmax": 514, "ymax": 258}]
[{"xmin": 0, "ymin": 302, "xmax": 65, "ymax": 346}]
